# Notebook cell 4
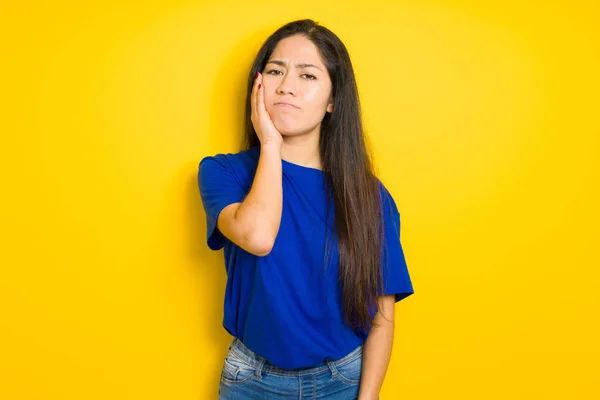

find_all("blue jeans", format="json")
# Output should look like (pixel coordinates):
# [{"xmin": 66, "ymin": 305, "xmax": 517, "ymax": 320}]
[{"xmin": 218, "ymin": 338, "xmax": 378, "ymax": 399}]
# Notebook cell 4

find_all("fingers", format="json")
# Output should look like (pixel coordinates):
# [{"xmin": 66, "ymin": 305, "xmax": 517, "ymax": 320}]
[
  {"xmin": 257, "ymin": 74, "xmax": 266, "ymax": 115},
  {"xmin": 251, "ymin": 72, "xmax": 261, "ymax": 125}
]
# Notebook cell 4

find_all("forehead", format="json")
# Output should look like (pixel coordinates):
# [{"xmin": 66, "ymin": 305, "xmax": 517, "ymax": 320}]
[{"xmin": 269, "ymin": 35, "xmax": 325, "ymax": 68}]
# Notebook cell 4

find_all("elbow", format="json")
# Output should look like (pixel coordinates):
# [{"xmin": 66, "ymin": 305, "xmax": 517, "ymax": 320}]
[{"xmin": 244, "ymin": 230, "xmax": 276, "ymax": 257}]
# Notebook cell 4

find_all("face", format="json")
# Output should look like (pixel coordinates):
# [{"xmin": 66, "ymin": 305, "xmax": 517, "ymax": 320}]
[{"xmin": 262, "ymin": 35, "xmax": 334, "ymax": 137}]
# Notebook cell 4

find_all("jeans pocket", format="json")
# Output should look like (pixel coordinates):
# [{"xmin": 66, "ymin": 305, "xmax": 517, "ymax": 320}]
[
  {"xmin": 220, "ymin": 349, "xmax": 257, "ymax": 385},
  {"xmin": 334, "ymin": 351, "xmax": 362, "ymax": 385}
]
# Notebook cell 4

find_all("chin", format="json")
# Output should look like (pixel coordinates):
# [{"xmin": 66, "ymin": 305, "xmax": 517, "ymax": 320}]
[
  {"xmin": 278, "ymin": 126, "xmax": 313, "ymax": 137},
  {"xmin": 273, "ymin": 122, "xmax": 299, "ymax": 136},
  {"xmin": 273, "ymin": 115, "xmax": 320, "ymax": 137},
  {"xmin": 278, "ymin": 129, "xmax": 299, "ymax": 137}
]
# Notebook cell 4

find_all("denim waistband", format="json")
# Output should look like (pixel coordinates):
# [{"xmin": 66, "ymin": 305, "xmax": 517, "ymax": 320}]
[{"xmin": 228, "ymin": 337, "xmax": 363, "ymax": 377}]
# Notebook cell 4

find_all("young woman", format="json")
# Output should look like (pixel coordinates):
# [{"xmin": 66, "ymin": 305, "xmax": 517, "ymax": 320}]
[{"xmin": 198, "ymin": 19, "xmax": 414, "ymax": 400}]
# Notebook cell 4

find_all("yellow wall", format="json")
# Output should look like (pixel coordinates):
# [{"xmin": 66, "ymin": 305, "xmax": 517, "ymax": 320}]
[{"xmin": 2, "ymin": 1, "xmax": 598, "ymax": 398}]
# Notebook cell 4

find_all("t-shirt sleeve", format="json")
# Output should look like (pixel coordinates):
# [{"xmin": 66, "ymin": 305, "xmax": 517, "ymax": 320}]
[
  {"xmin": 197, "ymin": 155, "xmax": 248, "ymax": 251},
  {"xmin": 381, "ymin": 203, "xmax": 415, "ymax": 303}
]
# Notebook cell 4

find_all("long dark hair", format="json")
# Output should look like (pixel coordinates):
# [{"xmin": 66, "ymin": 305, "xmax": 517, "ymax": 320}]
[{"xmin": 242, "ymin": 19, "xmax": 386, "ymax": 334}]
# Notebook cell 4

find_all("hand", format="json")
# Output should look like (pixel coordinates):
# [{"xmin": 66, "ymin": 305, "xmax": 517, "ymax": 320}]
[
  {"xmin": 358, "ymin": 395, "xmax": 379, "ymax": 400},
  {"xmin": 251, "ymin": 72, "xmax": 283, "ymax": 147}
]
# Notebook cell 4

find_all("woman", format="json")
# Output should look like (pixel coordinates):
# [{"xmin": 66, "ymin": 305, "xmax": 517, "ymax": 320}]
[{"xmin": 198, "ymin": 19, "xmax": 414, "ymax": 400}]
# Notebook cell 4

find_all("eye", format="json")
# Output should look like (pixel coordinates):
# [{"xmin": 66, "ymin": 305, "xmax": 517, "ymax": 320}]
[{"xmin": 265, "ymin": 70, "xmax": 317, "ymax": 80}]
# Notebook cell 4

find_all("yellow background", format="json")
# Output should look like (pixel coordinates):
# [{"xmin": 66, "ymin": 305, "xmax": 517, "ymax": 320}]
[{"xmin": 1, "ymin": 1, "xmax": 599, "ymax": 399}]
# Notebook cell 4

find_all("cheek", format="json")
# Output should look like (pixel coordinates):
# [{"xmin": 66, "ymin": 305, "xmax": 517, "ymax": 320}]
[
  {"xmin": 303, "ymin": 86, "xmax": 321, "ymax": 103},
  {"xmin": 261, "ymin": 88, "xmax": 275, "ymax": 114},
  {"xmin": 262, "ymin": 86, "xmax": 272, "ymax": 104},
  {"xmin": 305, "ymin": 85, "xmax": 330, "ymax": 105}
]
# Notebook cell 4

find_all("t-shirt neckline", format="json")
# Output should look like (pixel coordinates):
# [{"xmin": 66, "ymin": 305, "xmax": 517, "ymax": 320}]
[
  {"xmin": 252, "ymin": 145, "xmax": 325, "ymax": 175},
  {"xmin": 281, "ymin": 158, "xmax": 325, "ymax": 174}
]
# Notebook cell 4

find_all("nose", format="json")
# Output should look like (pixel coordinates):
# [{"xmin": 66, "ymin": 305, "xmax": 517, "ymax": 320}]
[{"xmin": 276, "ymin": 72, "xmax": 296, "ymax": 96}]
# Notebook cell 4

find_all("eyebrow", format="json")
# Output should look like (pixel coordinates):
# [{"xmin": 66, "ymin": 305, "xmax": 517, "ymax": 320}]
[{"xmin": 266, "ymin": 60, "xmax": 322, "ymax": 71}]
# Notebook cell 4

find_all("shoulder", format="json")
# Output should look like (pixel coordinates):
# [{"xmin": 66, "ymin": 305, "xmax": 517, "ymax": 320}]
[
  {"xmin": 199, "ymin": 146, "xmax": 260, "ymax": 171},
  {"xmin": 198, "ymin": 146, "xmax": 260, "ymax": 185},
  {"xmin": 376, "ymin": 178, "xmax": 399, "ymax": 218},
  {"xmin": 198, "ymin": 146, "xmax": 260, "ymax": 191}
]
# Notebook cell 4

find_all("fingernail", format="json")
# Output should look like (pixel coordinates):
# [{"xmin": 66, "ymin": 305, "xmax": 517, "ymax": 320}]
[
  {"xmin": 258, "ymin": 84, "xmax": 261, "ymax": 89},
  {"xmin": 255, "ymin": 72, "xmax": 259, "ymax": 79}
]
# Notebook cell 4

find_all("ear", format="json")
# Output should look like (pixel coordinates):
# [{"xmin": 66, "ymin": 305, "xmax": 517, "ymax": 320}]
[{"xmin": 326, "ymin": 102, "xmax": 333, "ymax": 113}]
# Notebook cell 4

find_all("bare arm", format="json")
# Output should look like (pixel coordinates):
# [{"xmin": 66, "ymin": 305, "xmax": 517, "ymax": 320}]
[
  {"xmin": 217, "ymin": 144, "xmax": 282, "ymax": 256},
  {"xmin": 358, "ymin": 294, "xmax": 396, "ymax": 400},
  {"xmin": 215, "ymin": 72, "xmax": 283, "ymax": 257}
]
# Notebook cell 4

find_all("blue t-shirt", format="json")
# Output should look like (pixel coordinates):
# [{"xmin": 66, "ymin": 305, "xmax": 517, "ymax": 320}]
[{"xmin": 197, "ymin": 145, "xmax": 414, "ymax": 370}]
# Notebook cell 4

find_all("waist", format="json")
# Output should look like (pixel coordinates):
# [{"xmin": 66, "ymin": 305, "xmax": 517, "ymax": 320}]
[{"xmin": 229, "ymin": 337, "xmax": 363, "ymax": 376}]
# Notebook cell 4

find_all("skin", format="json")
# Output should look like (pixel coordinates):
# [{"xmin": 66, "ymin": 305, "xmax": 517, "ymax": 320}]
[
  {"xmin": 252, "ymin": 35, "xmax": 395, "ymax": 399},
  {"xmin": 259, "ymin": 34, "xmax": 333, "ymax": 170},
  {"xmin": 359, "ymin": 294, "xmax": 395, "ymax": 400}
]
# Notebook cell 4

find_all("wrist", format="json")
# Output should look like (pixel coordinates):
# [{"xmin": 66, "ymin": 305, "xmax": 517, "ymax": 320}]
[
  {"xmin": 358, "ymin": 388, "xmax": 379, "ymax": 400},
  {"xmin": 260, "ymin": 143, "xmax": 282, "ymax": 155}
]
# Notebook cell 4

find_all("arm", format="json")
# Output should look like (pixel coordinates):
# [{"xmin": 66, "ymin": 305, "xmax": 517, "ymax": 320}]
[
  {"xmin": 358, "ymin": 294, "xmax": 396, "ymax": 400},
  {"xmin": 217, "ymin": 144, "xmax": 282, "ymax": 256}
]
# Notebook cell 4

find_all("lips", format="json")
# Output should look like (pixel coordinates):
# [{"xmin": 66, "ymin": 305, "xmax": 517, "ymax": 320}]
[{"xmin": 274, "ymin": 102, "xmax": 299, "ymax": 109}]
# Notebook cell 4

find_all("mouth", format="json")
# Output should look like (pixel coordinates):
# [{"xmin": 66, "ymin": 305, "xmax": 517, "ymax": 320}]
[{"xmin": 274, "ymin": 102, "xmax": 300, "ymax": 110}]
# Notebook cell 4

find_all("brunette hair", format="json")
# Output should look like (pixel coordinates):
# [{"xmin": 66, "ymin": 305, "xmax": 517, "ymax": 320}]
[{"xmin": 242, "ymin": 19, "xmax": 386, "ymax": 334}]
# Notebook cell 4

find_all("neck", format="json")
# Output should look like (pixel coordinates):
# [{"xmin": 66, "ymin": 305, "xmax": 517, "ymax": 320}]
[{"xmin": 280, "ymin": 129, "xmax": 322, "ymax": 170}]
